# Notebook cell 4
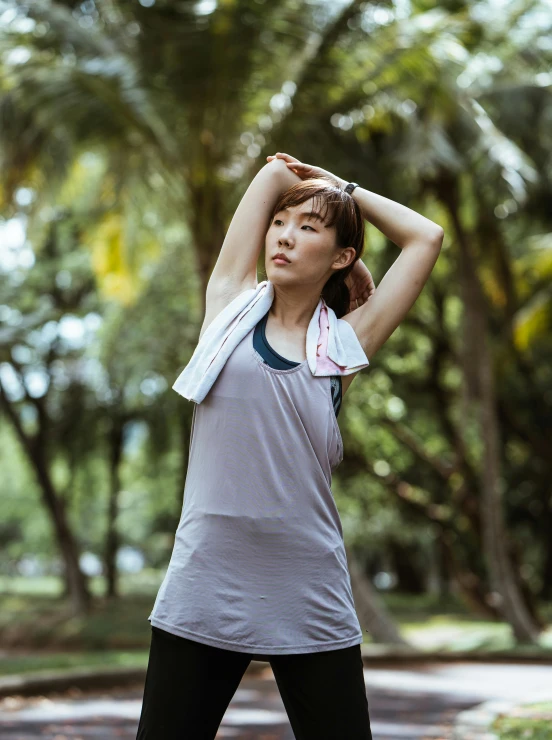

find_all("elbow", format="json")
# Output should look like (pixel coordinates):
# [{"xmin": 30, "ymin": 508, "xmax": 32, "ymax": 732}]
[
  {"xmin": 429, "ymin": 226, "xmax": 444, "ymax": 249},
  {"xmin": 406, "ymin": 226, "xmax": 444, "ymax": 252},
  {"xmin": 263, "ymin": 157, "xmax": 300, "ymax": 188},
  {"xmin": 264, "ymin": 157, "xmax": 289, "ymax": 177}
]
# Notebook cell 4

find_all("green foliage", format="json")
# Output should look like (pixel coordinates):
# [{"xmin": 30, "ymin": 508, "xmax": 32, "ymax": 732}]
[
  {"xmin": 0, "ymin": 649, "xmax": 148, "ymax": 677},
  {"xmin": 0, "ymin": 0, "xmax": 551, "ymax": 633},
  {"xmin": 0, "ymin": 587, "xmax": 157, "ymax": 650},
  {"xmin": 493, "ymin": 703, "xmax": 552, "ymax": 740}
]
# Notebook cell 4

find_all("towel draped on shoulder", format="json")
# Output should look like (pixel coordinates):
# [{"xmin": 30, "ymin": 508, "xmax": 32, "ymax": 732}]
[{"xmin": 172, "ymin": 280, "xmax": 370, "ymax": 404}]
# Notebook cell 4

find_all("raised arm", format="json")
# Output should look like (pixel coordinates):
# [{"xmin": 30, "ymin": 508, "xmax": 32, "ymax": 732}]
[
  {"xmin": 208, "ymin": 157, "xmax": 300, "ymax": 292},
  {"xmin": 343, "ymin": 185, "xmax": 444, "ymax": 360},
  {"xmin": 266, "ymin": 151, "xmax": 444, "ymax": 364},
  {"xmin": 199, "ymin": 158, "xmax": 300, "ymax": 340}
]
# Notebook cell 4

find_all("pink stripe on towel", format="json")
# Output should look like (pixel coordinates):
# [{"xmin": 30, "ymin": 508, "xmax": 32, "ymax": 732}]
[{"xmin": 316, "ymin": 304, "xmax": 346, "ymax": 374}]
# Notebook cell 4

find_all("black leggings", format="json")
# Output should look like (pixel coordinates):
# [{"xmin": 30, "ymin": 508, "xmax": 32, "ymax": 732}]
[{"xmin": 136, "ymin": 625, "xmax": 372, "ymax": 739}]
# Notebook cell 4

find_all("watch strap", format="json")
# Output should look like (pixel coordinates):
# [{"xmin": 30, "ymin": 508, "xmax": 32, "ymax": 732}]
[{"xmin": 344, "ymin": 182, "xmax": 359, "ymax": 195}]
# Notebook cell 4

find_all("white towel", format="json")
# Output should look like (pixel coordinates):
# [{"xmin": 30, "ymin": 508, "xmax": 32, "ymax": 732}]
[{"xmin": 172, "ymin": 280, "xmax": 369, "ymax": 404}]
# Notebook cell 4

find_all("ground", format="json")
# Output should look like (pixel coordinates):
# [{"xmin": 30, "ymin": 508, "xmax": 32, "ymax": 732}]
[{"xmin": 1, "ymin": 661, "xmax": 551, "ymax": 739}]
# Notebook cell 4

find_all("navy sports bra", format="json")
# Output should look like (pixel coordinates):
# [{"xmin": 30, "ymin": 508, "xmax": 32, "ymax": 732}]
[{"xmin": 253, "ymin": 309, "xmax": 342, "ymax": 419}]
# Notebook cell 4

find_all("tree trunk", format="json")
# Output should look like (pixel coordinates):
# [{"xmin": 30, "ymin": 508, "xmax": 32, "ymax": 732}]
[
  {"xmin": 508, "ymin": 539, "xmax": 546, "ymax": 629},
  {"xmin": 34, "ymin": 452, "xmax": 91, "ymax": 614},
  {"xmin": 187, "ymin": 178, "xmax": 227, "ymax": 309},
  {"xmin": 442, "ymin": 177, "xmax": 540, "ymax": 643},
  {"xmin": 389, "ymin": 541, "xmax": 425, "ymax": 594},
  {"xmin": 540, "ymin": 498, "xmax": 552, "ymax": 600},
  {"xmin": 426, "ymin": 533, "xmax": 450, "ymax": 599},
  {"xmin": 345, "ymin": 545, "xmax": 411, "ymax": 646},
  {"xmin": 104, "ymin": 419, "xmax": 124, "ymax": 599},
  {"xmin": 439, "ymin": 532, "xmax": 499, "ymax": 620},
  {"xmin": 42, "ymin": 470, "xmax": 91, "ymax": 614},
  {"xmin": 0, "ymin": 386, "xmax": 91, "ymax": 615}
]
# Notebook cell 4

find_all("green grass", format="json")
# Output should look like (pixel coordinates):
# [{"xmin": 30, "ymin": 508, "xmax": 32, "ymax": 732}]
[
  {"xmin": 0, "ymin": 592, "xmax": 155, "ymax": 650},
  {"xmin": 493, "ymin": 702, "xmax": 552, "ymax": 739},
  {"xmin": 0, "ymin": 650, "xmax": 149, "ymax": 677},
  {"xmin": 373, "ymin": 593, "xmax": 552, "ymax": 653},
  {"xmin": 0, "ymin": 575, "xmax": 551, "ymax": 676},
  {"xmin": 0, "ymin": 571, "xmax": 164, "ymax": 598}
]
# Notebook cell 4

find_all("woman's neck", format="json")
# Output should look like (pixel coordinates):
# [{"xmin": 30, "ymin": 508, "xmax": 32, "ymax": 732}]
[{"xmin": 269, "ymin": 289, "xmax": 321, "ymax": 330}]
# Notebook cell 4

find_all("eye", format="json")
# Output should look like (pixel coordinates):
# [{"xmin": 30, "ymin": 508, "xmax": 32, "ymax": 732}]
[{"xmin": 273, "ymin": 219, "xmax": 314, "ymax": 230}]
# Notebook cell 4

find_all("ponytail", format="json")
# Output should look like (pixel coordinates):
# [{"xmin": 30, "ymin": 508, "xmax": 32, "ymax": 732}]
[{"xmin": 321, "ymin": 263, "xmax": 356, "ymax": 319}]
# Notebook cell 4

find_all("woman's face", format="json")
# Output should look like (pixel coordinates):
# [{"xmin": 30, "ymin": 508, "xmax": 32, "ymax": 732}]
[{"xmin": 265, "ymin": 198, "xmax": 347, "ymax": 287}]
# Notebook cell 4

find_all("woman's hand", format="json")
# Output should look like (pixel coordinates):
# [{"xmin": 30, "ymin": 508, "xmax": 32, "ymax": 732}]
[
  {"xmin": 266, "ymin": 152, "xmax": 345, "ymax": 189},
  {"xmin": 345, "ymin": 259, "xmax": 376, "ymax": 313}
]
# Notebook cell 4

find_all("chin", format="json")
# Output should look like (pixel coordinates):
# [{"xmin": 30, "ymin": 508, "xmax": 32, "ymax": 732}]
[{"xmin": 267, "ymin": 268, "xmax": 292, "ymax": 280}]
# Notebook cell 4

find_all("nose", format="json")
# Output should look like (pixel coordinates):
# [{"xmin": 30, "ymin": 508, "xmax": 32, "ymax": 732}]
[{"xmin": 279, "ymin": 229, "xmax": 294, "ymax": 246}]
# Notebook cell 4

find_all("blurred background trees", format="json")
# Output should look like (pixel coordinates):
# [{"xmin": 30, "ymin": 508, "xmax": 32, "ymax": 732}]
[{"xmin": 1, "ymin": 0, "xmax": 551, "ymax": 648}]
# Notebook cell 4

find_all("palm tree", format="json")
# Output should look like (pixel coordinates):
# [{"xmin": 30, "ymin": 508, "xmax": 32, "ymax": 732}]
[{"xmin": 1, "ymin": 0, "xmax": 550, "ymax": 640}]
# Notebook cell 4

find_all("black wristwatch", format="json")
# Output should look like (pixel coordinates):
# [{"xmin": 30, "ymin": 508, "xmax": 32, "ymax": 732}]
[{"xmin": 344, "ymin": 182, "xmax": 359, "ymax": 195}]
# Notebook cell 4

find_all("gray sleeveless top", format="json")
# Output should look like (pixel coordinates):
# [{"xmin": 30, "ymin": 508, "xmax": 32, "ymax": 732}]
[{"xmin": 148, "ymin": 323, "xmax": 363, "ymax": 656}]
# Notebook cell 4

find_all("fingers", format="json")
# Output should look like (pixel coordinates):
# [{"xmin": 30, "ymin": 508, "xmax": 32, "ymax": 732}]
[
  {"xmin": 349, "ymin": 292, "xmax": 370, "ymax": 311},
  {"xmin": 266, "ymin": 152, "xmax": 300, "ymax": 163},
  {"xmin": 276, "ymin": 152, "xmax": 299, "ymax": 162}
]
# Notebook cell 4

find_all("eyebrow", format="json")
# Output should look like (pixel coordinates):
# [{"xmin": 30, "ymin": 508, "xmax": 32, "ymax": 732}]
[
  {"xmin": 302, "ymin": 211, "xmax": 326, "ymax": 222},
  {"xmin": 276, "ymin": 210, "xmax": 326, "ymax": 222}
]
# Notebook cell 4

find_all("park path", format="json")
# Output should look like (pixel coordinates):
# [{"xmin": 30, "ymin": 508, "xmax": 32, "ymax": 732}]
[{"xmin": 0, "ymin": 661, "xmax": 550, "ymax": 739}]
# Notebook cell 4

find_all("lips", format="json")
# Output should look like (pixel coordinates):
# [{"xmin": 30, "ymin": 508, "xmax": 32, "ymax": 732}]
[{"xmin": 273, "ymin": 254, "xmax": 290, "ymax": 263}]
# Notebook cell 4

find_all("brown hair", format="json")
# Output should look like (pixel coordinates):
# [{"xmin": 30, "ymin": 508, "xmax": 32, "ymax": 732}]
[{"xmin": 268, "ymin": 177, "xmax": 365, "ymax": 318}]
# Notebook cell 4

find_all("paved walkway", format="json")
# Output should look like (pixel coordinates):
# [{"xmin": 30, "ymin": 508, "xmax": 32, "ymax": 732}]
[{"xmin": 0, "ymin": 661, "xmax": 550, "ymax": 739}]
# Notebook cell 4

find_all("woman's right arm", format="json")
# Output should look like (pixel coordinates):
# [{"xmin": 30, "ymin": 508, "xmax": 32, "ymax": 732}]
[
  {"xmin": 207, "ymin": 157, "xmax": 300, "ymax": 295},
  {"xmin": 198, "ymin": 158, "xmax": 300, "ymax": 340}
]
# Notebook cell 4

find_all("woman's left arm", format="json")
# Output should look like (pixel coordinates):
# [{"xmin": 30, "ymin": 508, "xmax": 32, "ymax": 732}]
[
  {"xmin": 344, "ymin": 184, "xmax": 444, "ymax": 360},
  {"xmin": 267, "ymin": 153, "xmax": 444, "ymax": 360},
  {"xmin": 348, "ymin": 185, "xmax": 443, "ymax": 249},
  {"xmin": 268, "ymin": 152, "xmax": 442, "ymax": 247}
]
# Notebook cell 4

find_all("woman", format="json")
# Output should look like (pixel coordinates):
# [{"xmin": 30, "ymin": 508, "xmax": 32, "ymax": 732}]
[{"xmin": 137, "ymin": 153, "xmax": 444, "ymax": 739}]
